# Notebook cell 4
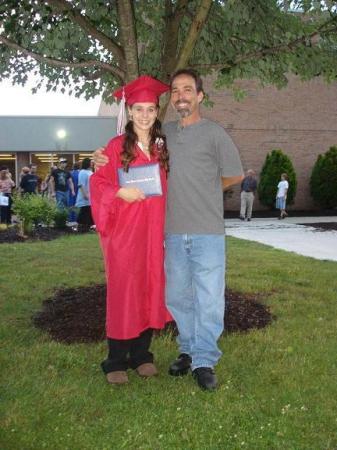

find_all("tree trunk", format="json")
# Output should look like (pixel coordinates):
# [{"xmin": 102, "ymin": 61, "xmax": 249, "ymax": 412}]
[
  {"xmin": 161, "ymin": 0, "xmax": 189, "ymax": 81},
  {"xmin": 116, "ymin": 0, "xmax": 139, "ymax": 81},
  {"xmin": 159, "ymin": 0, "xmax": 213, "ymax": 120}
]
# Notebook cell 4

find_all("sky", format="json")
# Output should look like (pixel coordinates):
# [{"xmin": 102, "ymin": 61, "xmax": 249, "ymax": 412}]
[{"xmin": 0, "ymin": 78, "xmax": 102, "ymax": 116}]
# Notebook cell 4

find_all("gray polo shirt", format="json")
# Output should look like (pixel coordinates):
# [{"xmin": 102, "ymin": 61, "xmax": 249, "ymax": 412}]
[{"xmin": 163, "ymin": 119, "xmax": 243, "ymax": 234}]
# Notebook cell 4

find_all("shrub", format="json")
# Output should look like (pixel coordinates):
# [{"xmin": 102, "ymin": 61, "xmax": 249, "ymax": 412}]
[
  {"xmin": 310, "ymin": 146, "xmax": 337, "ymax": 209},
  {"xmin": 13, "ymin": 194, "xmax": 57, "ymax": 234},
  {"xmin": 53, "ymin": 208, "xmax": 68, "ymax": 229},
  {"xmin": 258, "ymin": 149, "xmax": 297, "ymax": 208}
]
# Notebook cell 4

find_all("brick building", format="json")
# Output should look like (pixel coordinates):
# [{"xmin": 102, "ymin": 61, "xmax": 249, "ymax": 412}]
[
  {"xmin": 197, "ymin": 75, "xmax": 337, "ymax": 211},
  {"xmin": 100, "ymin": 75, "xmax": 337, "ymax": 211}
]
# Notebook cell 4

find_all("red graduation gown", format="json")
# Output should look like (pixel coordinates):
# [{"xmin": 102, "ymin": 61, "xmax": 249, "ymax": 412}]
[{"xmin": 90, "ymin": 135, "xmax": 171, "ymax": 340}]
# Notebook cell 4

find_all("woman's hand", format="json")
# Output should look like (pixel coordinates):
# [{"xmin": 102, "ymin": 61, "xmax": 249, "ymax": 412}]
[{"xmin": 117, "ymin": 187, "xmax": 145, "ymax": 203}]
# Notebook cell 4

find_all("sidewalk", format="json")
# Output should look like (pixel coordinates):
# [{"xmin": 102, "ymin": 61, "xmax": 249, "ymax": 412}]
[{"xmin": 225, "ymin": 216, "xmax": 337, "ymax": 262}]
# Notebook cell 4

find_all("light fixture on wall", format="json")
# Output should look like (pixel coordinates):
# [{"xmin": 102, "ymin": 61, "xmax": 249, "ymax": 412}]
[
  {"xmin": 55, "ymin": 129, "xmax": 68, "ymax": 152},
  {"xmin": 56, "ymin": 129, "xmax": 67, "ymax": 140},
  {"xmin": 0, "ymin": 154, "xmax": 15, "ymax": 160}
]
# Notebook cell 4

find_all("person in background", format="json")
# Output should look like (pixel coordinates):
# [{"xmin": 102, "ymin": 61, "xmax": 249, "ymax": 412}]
[
  {"xmin": 19, "ymin": 166, "xmax": 30, "ymax": 185},
  {"xmin": 276, "ymin": 173, "xmax": 289, "ymax": 219},
  {"xmin": 0, "ymin": 166, "xmax": 15, "ymax": 225},
  {"xmin": 90, "ymin": 159, "xmax": 96, "ymax": 172},
  {"xmin": 20, "ymin": 164, "xmax": 39, "ymax": 194},
  {"xmin": 41, "ymin": 165, "xmax": 57, "ymax": 198},
  {"xmin": 75, "ymin": 158, "xmax": 93, "ymax": 232},
  {"xmin": 31, "ymin": 164, "xmax": 42, "ymax": 192},
  {"xmin": 50, "ymin": 158, "xmax": 75, "ymax": 209},
  {"xmin": 90, "ymin": 75, "xmax": 171, "ymax": 385},
  {"xmin": 239, "ymin": 169, "xmax": 257, "ymax": 221},
  {"xmin": 69, "ymin": 162, "xmax": 80, "ymax": 224}
]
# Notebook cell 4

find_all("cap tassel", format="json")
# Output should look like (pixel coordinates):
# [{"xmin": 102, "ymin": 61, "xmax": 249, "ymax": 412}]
[{"xmin": 116, "ymin": 88, "xmax": 127, "ymax": 136}]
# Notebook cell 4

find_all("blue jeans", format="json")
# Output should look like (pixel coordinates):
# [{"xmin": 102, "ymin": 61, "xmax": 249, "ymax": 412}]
[
  {"xmin": 68, "ymin": 192, "xmax": 78, "ymax": 222},
  {"xmin": 165, "ymin": 234, "xmax": 225, "ymax": 370},
  {"xmin": 56, "ymin": 191, "xmax": 69, "ymax": 209}
]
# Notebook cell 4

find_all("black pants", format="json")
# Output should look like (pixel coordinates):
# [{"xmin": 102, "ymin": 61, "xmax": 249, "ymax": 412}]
[
  {"xmin": 0, "ymin": 194, "xmax": 12, "ymax": 224},
  {"xmin": 77, "ymin": 206, "xmax": 94, "ymax": 232},
  {"xmin": 101, "ymin": 328, "xmax": 154, "ymax": 373}
]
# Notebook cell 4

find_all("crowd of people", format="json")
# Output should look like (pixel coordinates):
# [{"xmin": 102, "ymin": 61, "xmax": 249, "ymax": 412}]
[
  {"xmin": 0, "ymin": 158, "xmax": 95, "ymax": 230},
  {"xmin": 0, "ymin": 157, "xmax": 290, "ymax": 229}
]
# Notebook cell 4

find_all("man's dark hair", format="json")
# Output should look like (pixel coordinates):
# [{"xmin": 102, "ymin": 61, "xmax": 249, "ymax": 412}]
[
  {"xmin": 73, "ymin": 162, "xmax": 81, "ymax": 170},
  {"xmin": 0, "ymin": 166, "xmax": 8, "ymax": 171},
  {"xmin": 170, "ymin": 68, "xmax": 204, "ymax": 93},
  {"xmin": 81, "ymin": 158, "xmax": 91, "ymax": 170}
]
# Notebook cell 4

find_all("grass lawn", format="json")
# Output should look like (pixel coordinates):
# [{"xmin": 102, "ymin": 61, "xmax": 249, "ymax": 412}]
[{"xmin": 0, "ymin": 233, "xmax": 336, "ymax": 450}]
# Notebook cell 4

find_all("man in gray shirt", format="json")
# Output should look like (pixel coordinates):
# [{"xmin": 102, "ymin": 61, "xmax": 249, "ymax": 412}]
[
  {"xmin": 93, "ymin": 69, "xmax": 243, "ymax": 390},
  {"xmin": 164, "ymin": 69, "xmax": 243, "ymax": 390}
]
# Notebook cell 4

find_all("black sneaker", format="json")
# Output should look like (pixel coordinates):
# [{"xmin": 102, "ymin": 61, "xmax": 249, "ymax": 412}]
[
  {"xmin": 168, "ymin": 353, "xmax": 192, "ymax": 376},
  {"xmin": 239, "ymin": 216, "xmax": 245, "ymax": 221},
  {"xmin": 192, "ymin": 367, "xmax": 217, "ymax": 390}
]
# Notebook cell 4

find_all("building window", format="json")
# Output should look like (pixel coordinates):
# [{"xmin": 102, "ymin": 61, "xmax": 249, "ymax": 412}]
[{"xmin": 30, "ymin": 153, "xmax": 60, "ymax": 182}]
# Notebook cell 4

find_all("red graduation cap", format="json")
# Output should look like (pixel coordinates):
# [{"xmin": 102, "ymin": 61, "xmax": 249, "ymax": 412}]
[{"xmin": 114, "ymin": 75, "xmax": 170, "ymax": 105}]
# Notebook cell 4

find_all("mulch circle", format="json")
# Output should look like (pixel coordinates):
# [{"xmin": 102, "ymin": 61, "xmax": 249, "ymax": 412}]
[
  {"xmin": 0, "ymin": 226, "xmax": 75, "ymax": 244},
  {"xmin": 32, "ymin": 284, "xmax": 275, "ymax": 344}
]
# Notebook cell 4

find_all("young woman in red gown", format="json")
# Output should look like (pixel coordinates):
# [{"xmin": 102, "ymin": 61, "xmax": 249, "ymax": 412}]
[{"xmin": 90, "ymin": 76, "xmax": 171, "ymax": 385}]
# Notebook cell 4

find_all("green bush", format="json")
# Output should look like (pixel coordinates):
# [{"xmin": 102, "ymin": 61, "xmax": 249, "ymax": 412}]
[
  {"xmin": 12, "ymin": 194, "xmax": 57, "ymax": 234},
  {"xmin": 258, "ymin": 149, "xmax": 297, "ymax": 208},
  {"xmin": 310, "ymin": 145, "xmax": 337, "ymax": 209},
  {"xmin": 53, "ymin": 208, "xmax": 69, "ymax": 229}
]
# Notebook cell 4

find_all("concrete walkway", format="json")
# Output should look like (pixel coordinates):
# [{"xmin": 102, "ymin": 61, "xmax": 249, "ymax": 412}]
[{"xmin": 225, "ymin": 216, "xmax": 337, "ymax": 262}]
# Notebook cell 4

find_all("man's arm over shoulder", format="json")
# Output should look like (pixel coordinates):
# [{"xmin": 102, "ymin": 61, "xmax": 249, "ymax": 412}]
[{"xmin": 92, "ymin": 135, "xmax": 124, "ymax": 168}]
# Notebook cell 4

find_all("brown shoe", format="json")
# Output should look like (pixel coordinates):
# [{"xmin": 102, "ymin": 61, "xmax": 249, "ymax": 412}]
[
  {"xmin": 106, "ymin": 371, "xmax": 128, "ymax": 385},
  {"xmin": 136, "ymin": 363, "xmax": 158, "ymax": 378}
]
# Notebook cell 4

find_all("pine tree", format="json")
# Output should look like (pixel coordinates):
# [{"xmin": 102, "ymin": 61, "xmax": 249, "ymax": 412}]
[
  {"xmin": 258, "ymin": 149, "xmax": 297, "ymax": 208},
  {"xmin": 310, "ymin": 146, "xmax": 337, "ymax": 209}
]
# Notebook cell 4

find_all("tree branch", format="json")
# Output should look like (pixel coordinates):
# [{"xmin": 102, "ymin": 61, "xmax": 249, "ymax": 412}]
[
  {"xmin": 174, "ymin": 0, "xmax": 213, "ymax": 70},
  {"xmin": 236, "ymin": 24, "xmax": 337, "ymax": 65},
  {"xmin": 0, "ymin": 34, "xmax": 125, "ymax": 81},
  {"xmin": 191, "ymin": 21, "xmax": 337, "ymax": 72},
  {"xmin": 42, "ymin": 0, "xmax": 126, "ymax": 69}
]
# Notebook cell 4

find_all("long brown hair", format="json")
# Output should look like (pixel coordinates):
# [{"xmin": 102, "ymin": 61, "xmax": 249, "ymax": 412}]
[{"xmin": 121, "ymin": 118, "xmax": 169, "ymax": 173}]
